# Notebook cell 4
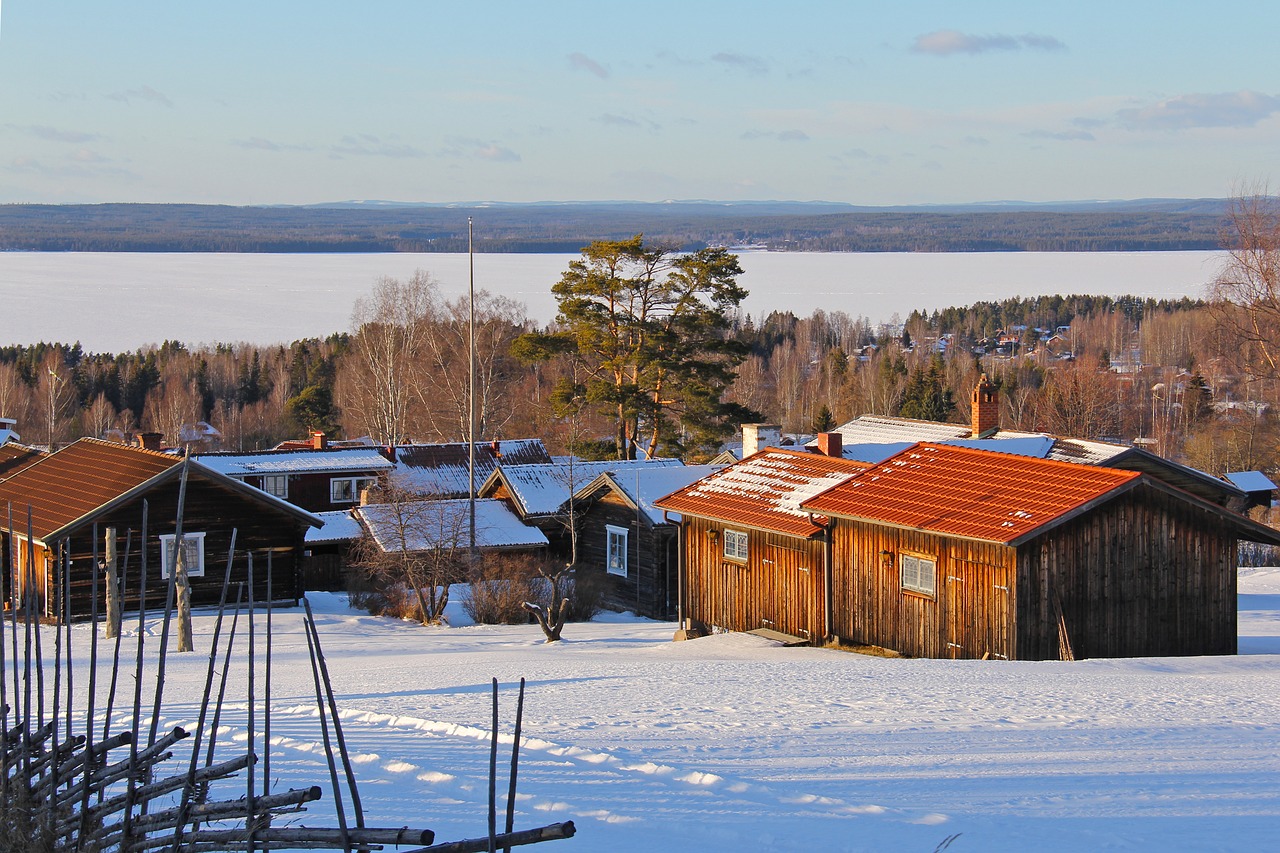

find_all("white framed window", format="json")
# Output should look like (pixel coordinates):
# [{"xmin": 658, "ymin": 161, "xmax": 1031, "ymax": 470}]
[
  {"xmin": 159, "ymin": 532, "xmax": 206, "ymax": 579},
  {"xmin": 900, "ymin": 553, "xmax": 936, "ymax": 597},
  {"xmin": 260, "ymin": 474, "xmax": 289, "ymax": 499},
  {"xmin": 331, "ymin": 476, "xmax": 377, "ymax": 503},
  {"xmin": 606, "ymin": 525, "xmax": 628, "ymax": 577},
  {"xmin": 723, "ymin": 529, "xmax": 749, "ymax": 562}
]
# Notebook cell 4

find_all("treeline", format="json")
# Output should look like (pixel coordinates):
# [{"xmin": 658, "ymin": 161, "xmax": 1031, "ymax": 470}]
[
  {"xmin": 0, "ymin": 202, "xmax": 1228, "ymax": 253},
  {"xmin": 1, "ymin": 286, "xmax": 1273, "ymax": 476}
]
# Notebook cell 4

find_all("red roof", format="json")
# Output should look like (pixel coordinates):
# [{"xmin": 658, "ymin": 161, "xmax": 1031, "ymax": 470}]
[
  {"xmin": 653, "ymin": 448, "xmax": 871, "ymax": 538},
  {"xmin": 0, "ymin": 444, "xmax": 46, "ymax": 480},
  {"xmin": 801, "ymin": 442, "xmax": 1141, "ymax": 545},
  {"xmin": 0, "ymin": 438, "xmax": 181, "ymax": 541}
]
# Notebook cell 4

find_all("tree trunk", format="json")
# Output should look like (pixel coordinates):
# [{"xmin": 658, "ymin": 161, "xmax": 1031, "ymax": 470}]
[{"xmin": 104, "ymin": 527, "xmax": 120, "ymax": 640}]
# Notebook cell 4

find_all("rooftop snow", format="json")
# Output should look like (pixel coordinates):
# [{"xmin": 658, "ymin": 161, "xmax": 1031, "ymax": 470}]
[
  {"xmin": 305, "ymin": 509, "xmax": 363, "ymax": 544},
  {"xmin": 356, "ymin": 498, "xmax": 548, "ymax": 552},
  {"xmin": 195, "ymin": 448, "xmax": 393, "ymax": 476},
  {"xmin": 495, "ymin": 458, "xmax": 683, "ymax": 517}
]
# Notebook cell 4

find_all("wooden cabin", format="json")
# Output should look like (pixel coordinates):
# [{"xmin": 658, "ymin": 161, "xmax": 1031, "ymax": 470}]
[
  {"xmin": 0, "ymin": 438, "xmax": 323, "ymax": 621},
  {"xmin": 194, "ymin": 445, "xmax": 394, "ymax": 513},
  {"xmin": 801, "ymin": 443, "xmax": 1280, "ymax": 659},
  {"xmin": 653, "ymin": 449, "xmax": 870, "ymax": 642},
  {"xmin": 660, "ymin": 443, "xmax": 1280, "ymax": 659},
  {"xmin": 572, "ymin": 465, "xmax": 722, "ymax": 619}
]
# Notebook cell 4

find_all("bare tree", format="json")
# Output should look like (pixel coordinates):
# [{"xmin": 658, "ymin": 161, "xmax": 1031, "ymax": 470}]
[
  {"xmin": 1211, "ymin": 187, "xmax": 1280, "ymax": 382},
  {"xmin": 84, "ymin": 392, "xmax": 117, "ymax": 440},
  {"xmin": 37, "ymin": 352, "xmax": 76, "ymax": 450},
  {"xmin": 0, "ymin": 361, "xmax": 31, "ymax": 427}
]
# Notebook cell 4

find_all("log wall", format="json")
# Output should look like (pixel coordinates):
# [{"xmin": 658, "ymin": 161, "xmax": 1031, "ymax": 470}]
[{"xmin": 576, "ymin": 493, "xmax": 676, "ymax": 619}]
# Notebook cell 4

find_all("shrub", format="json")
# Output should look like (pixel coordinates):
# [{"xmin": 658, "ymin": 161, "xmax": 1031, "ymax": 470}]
[{"xmin": 463, "ymin": 554, "xmax": 539, "ymax": 625}]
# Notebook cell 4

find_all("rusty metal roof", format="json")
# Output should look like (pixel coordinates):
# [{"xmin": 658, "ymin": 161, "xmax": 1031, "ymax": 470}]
[
  {"xmin": 0, "ymin": 438, "xmax": 182, "ymax": 541},
  {"xmin": 800, "ymin": 442, "xmax": 1141, "ymax": 545},
  {"xmin": 0, "ymin": 444, "xmax": 46, "ymax": 480},
  {"xmin": 653, "ymin": 448, "xmax": 871, "ymax": 538}
]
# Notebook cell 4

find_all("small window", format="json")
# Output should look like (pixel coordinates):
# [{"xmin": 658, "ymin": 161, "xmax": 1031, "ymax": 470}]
[
  {"xmin": 606, "ymin": 525, "xmax": 628, "ymax": 577},
  {"xmin": 159, "ymin": 532, "xmax": 206, "ymax": 579},
  {"xmin": 900, "ymin": 553, "xmax": 936, "ymax": 597},
  {"xmin": 331, "ymin": 476, "xmax": 376, "ymax": 503},
  {"xmin": 260, "ymin": 474, "xmax": 289, "ymax": 499},
  {"xmin": 723, "ymin": 529, "xmax": 749, "ymax": 562}
]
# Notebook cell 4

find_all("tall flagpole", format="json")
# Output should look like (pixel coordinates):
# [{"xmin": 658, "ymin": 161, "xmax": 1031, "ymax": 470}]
[{"xmin": 468, "ymin": 217, "xmax": 477, "ymax": 560}]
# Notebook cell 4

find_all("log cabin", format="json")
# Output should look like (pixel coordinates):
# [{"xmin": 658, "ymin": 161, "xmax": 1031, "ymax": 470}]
[
  {"xmin": 0, "ymin": 438, "xmax": 323, "ymax": 621},
  {"xmin": 572, "ymin": 464, "xmax": 722, "ymax": 619}
]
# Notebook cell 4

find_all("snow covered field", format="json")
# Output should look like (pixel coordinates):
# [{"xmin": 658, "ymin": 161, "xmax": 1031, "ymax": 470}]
[
  {"xmin": 0, "ymin": 250, "xmax": 1224, "ymax": 352},
  {"xmin": 67, "ymin": 567, "xmax": 1280, "ymax": 852}
]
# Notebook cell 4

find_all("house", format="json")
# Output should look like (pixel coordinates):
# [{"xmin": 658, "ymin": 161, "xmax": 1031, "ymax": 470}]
[
  {"xmin": 0, "ymin": 444, "xmax": 44, "ymax": 479},
  {"xmin": 572, "ymin": 464, "xmax": 723, "ymax": 619},
  {"xmin": 0, "ymin": 417, "xmax": 20, "ymax": 446},
  {"xmin": 391, "ymin": 439, "xmax": 553, "ymax": 498},
  {"xmin": 193, "ymin": 445, "xmax": 395, "ymax": 513},
  {"xmin": 660, "ymin": 441, "xmax": 1280, "ymax": 659},
  {"xmin": 1222, "ymin": 471, "xmax": 1277, "ymax": 512},
  {"xmin": 478, "ymin": 457, "xmax": 683, "ymax": 552},
  {"xmin": 799, "ymin": 443, "xmax": 1280, "ymax": 659},
  {"xmin": 0, "ymin": 438, "xmax": 323, "ymax": 621},
  {"xmin": 653, "ymin": 448, "xmax": 871, "ymax": 641},
  {"xmin": 355, "ymin": 498, "xmax": 548, "ymax": 556}
]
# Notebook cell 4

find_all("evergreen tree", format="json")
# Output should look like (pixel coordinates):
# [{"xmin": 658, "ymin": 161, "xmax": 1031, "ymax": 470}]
[
  {"xmin": 898, "ymin": 354, "xmax": 956, "ymax": 422},
  {"xmin": 813, "ymin": 404, "xmax": 836, "ymax": 433}
]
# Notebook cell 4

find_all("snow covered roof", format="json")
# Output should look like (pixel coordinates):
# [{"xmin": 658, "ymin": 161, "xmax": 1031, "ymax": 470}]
[
  {"xmin": 486, "ymin": 458, "xmax": 684, "ymax": 517},
  {"xmin": 356, "ymin": 498, "xmax": 548, "ymax": 553},
  {"xmin": 391, "ymin": 439, "xmax": 552, "ymax": 498},
  {"xmin": 195, "ymin": 448, "xmax": 393, "ymax": 476},
  {"xmin": 0, "ymin": 417, "xmax": 20, "ymax": 446},
  {"xmin": 578, "ymin": 464, "xmax": 726, "ymax": 524},
  {"xmin": 1223, "ymin": 471, "xmax": 1278, "ymax": 493},
  {"xmin": 819, "ymin": 415, "xmax": 972, "ymax": 446},
  {"xmin": 654, "ymin": 449, "xmax": 870, "ymax": 539},
  {"xmin": 305, "ymin": 509, "xmax": 363, "ymax": 544},
  {"xmin": 802, "ymin": 443, "xmax": 1142, "ymax": 546}
]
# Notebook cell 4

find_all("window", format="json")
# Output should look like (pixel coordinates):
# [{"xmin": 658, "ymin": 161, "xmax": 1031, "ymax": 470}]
[
  {"xmin": 606, "ymin": 525, "xmax": 628, "ymax": 577},
  {"xmin": 260, "ymin": 474, "xmax": 289, "ymax": 499},
  {"xmin": 159, "ymin": 532, "xmax": 206, "ymax": 579},
  {"xmin": 723, "ymin": 529, "xmax": 749, "ymax": 562},
  {"xmin": 331, "ymin": 476, "xmax": 377, "ymax": 503},
  {"xmin": 900, "ymin": 553, "xmax": 936, "ymax": 596}
]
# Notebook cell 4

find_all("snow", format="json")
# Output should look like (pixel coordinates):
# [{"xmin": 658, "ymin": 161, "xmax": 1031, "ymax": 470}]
[
  {"xmin": 304, "ymin": 509, "xmax": 363, "ymax": 544},
  {"xmin": 356, "ymin": 497, "xmax": 548, "ymax": 550},
  {"xmin": 0, "ymin": 251, "xmax": 1224, "ymax": 351},
  {"xmin": 195, "ymin": 449, "xmax": 394, "ymax": 476},
  {"xmin": 44, "ymin": 567, "xmax": 1280, "ymax": 852}
]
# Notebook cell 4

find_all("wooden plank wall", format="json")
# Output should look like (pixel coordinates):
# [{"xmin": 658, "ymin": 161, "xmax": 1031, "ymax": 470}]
[
  {"xmin": 829, "ymin": 520, "xmax": 1016, "ymax": 659},
  {"xmin": 577, "ymin": 493, "xmax": 676, "ymax": 619},
  {"xmin": 1017, "ymin": 484, "xmax": 1237, "ymax": 659},
  {"xmin": 682, "ymin": 517, "xmax": 825, "ymax": 641},
  {"xmin": 54, "ymin": 475, "xmax": 307, "ymax": 621}
]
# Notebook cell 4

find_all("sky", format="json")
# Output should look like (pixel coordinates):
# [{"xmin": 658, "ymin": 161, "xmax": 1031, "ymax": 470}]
[{"xmin": 1, "ymin": 1, "xmax": 1278, "ymax": 206}]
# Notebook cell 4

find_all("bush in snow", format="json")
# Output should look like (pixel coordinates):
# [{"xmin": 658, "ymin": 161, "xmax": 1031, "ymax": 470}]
[{"xmin": 463, "ymin": 554, "xmax": 539, "ymax": 624}]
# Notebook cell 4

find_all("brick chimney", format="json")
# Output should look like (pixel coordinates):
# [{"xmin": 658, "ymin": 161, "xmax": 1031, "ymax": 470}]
[
  {"xmin": 137, "ymin": 432, "xmax": 163, "ymax": 452},
  {"xmin": 971, "ymin": 374, "xmax": 1000, "ymax": 437},
  {"xmin": 815, "ymin": 431, "xmax": 843, "ymax": 458},
  {"xmin": 311, "ymin": 430, "xmax": 328, "ymax": 450},
  {"xmin": 742, "ymin": 423, "xmax": 781, "ymax": 457}
]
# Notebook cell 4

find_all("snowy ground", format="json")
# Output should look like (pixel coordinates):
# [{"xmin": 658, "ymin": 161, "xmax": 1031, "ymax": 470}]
[{"xmin": 56, "ymin": 567, "xmax": 1280, "ymax": 852}]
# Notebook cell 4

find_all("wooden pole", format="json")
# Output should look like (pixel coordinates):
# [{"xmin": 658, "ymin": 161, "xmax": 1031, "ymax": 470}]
[
  {"xmin": 488, "ymin": 678, "xmax": 498, "ymax": 853},
  {"xmin": 301, "ymin": 597, "xmax": 365, "ymax": 831},
  {"xmin": 401, "ymin": 821, "xmax": 576, "ymax": 853},
  {"xmin": 301, "ymin": 605, "xmax": 351, "ymax": 853},
  {"xmin": 102, "ymin": 529, "xmax": 132, "ymax": 742},
  {"xmin": 105, "ymin": 525, "xmax": 121, "ymax": 639},
  {"xmin": 503, "ymin": 677, "xmax": 526, "ymax": 853}
]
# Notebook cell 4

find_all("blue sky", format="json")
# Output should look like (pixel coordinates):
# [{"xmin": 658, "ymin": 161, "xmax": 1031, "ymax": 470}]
[{"xmin": 1, "ymin": 1, "xmax": 1277, "ymax": 205}]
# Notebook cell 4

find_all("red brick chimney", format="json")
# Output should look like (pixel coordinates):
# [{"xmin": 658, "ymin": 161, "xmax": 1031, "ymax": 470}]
[
  {"xmin": 971, "ymin": 374, "xmax": 1000, "ymax": 437},
  {"xmin": 816, "ymin": 431, "xmax": 843, "ymax": 458},
  {"xmin": 311, "ymin": 430, "xmax": 328, "ymax": 450},
  {"xmin": 137, "ymin": 432, "xmax": 163, "ymax": 452}
]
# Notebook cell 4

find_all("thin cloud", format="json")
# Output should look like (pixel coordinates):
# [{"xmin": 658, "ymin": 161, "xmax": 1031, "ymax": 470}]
[
  {"xmin": 712, "ymin": 52, "xmax": 769, "ymax": 74},
  {"xmin": 20, "ymin": 125, "xmax": 99, "ymax": 143},
  {"xmin": 911, "ymin": 30, "xmax": 1066, "ymax": 56},
  {"xmin": 105, "ymin": 85, "xmax": 173, "ymax": 107},
  {"xmin": 475, "ymin": 144, "xmax": 520, "ymax": 162},
  {"xmin": 1024, "ymin": 129, "xmax": 1095, "ymax": 141},
  {"xmin": 440, "ymin": 136, "xmax": 521, "ymax": 163},
  {"xmin": 1116, "ymin": 90, "xmax": 1280, "ymax": 130},
  {"xmin": 741, "ymin": 129, "xmax": 809, "ymax": 142},
  {"xmin": 596, "ymin": 114, "xmax": 641, "ymax": 128},
  {"xmin": 233, "ymin": 137, "xmax": 311, "ymax": 152},
  {"xmin": 332, "ymin": 135, "xmax": 426, "ymax": 158},
  {"xmin": 569, "ymin": 52, "xmax": 609, "ymax": 79}
]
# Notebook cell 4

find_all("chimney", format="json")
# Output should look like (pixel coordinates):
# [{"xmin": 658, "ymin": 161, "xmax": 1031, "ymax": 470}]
[
  {"xmin": 311, "ymin": 430, "xmax": 328, "ymax": 450},
  {"xmin": 137, "ymin": 432, "xmax": 163, "ymax": 452},
  {"xmin": 742, "ymin": 423, "xmax": 781, "ymax": 457},
  {"xmin": 816, "ymin": 431, "xmax": 843, "ymax": 458},
  {"xmin": 490, "ymin": 439, "xmax": 501, "ymax": 457},
  {"xmin": 971, "ymin": 374, "xmax": 1000, "ymax": 437}
]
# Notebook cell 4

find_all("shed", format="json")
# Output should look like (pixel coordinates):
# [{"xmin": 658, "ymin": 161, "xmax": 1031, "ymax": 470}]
[
  {"xmin": 391, "ymin": 439, "xmax": 552, "ymax": 498},
  {"xmin": 1223, "ymin": 471, "xmax": 1277, "ymax": 511},
  {"xmin": 801, "ymin": 443, "xmax": 1280, "ymax": 659},
  {"xmin": 355, "ymin": 498, "xmax": 548, "ymax": 555},
  {"xmin": 653, "ymin": 449, "xmax": 870, "ymax": 641},
  {"xmin": 194, "ymin": 446, "xmax": 394, "ymax": 513},
  {"xmin": 0, "ymin": 438, "xmax": 323, "ymax": 621}
]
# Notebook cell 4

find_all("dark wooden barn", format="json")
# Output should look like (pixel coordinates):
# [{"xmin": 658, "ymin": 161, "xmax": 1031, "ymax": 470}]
[
  {"xmin": 572, "ymin": 465, "xmax": 722, "ymax": 619},
  {"xmin": 194, "ymin": 445, "xmax": 394, "ymax": 513},
  {"xmin": 653, "ymin": 449, "xmax": 871, "ymax": 642},
  {"xmin": 0, "ymin": 438, "xmax": 323, "ymax": 621}
]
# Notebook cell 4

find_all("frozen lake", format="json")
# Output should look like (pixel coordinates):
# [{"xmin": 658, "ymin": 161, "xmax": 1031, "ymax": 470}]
[{"xmin": 0, "ymin": 250, "xmax": 1226, "ymax": 352}]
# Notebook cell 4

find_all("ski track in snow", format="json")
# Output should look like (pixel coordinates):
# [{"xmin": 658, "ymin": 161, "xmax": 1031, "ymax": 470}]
[{"xmin": 55, "ymin": 568, "xmax": 1280, "ymax": 852}]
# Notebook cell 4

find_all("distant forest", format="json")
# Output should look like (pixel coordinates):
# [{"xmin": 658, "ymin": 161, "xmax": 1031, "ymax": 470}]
[{"xmin": 0, "ymin": 200, "xmax": 1231, "ymax": 253}]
